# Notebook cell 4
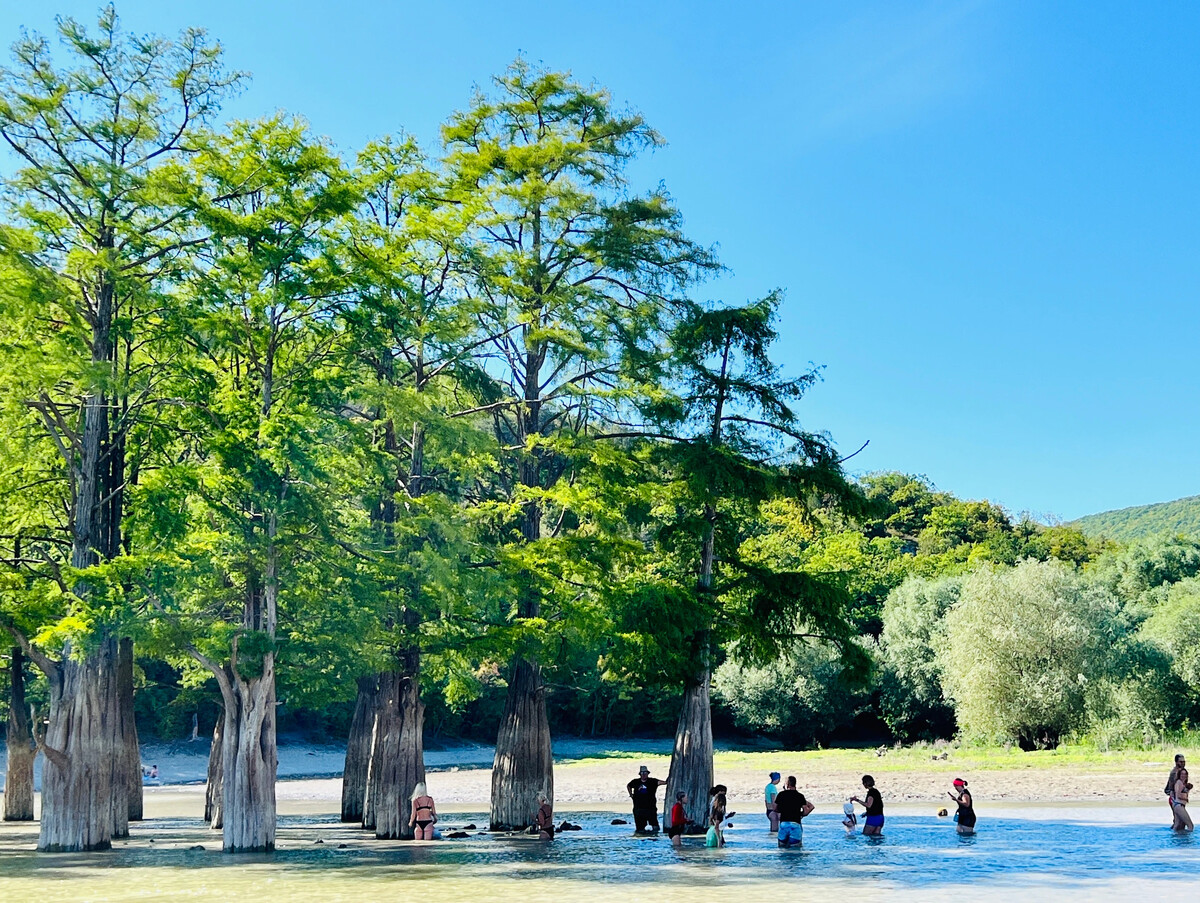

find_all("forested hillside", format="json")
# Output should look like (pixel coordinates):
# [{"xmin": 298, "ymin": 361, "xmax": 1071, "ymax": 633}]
[{"xmin": 1074, "ymin": 496, "xmax": 1200, "ymax": 543}]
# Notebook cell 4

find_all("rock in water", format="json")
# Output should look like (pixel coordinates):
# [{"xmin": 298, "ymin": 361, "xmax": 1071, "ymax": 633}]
[
  {"xmin": 447, "ymin": 831, "xmax": 471, "ymax": 839},
  {"xmin": 611, "ymin": 818, "xmax": 628, "ymax": 825},
  {"xmin": 557, "ymin": 821, "xmax": 582, "ymax": 831},
  {"xmin": 462, "ymin": 823, "xmax": 477, "ymax": 830}
]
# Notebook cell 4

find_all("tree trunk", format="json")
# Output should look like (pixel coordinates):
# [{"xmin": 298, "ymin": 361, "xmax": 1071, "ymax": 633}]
[
  {"xmin": 219, "ymin": 664, "xmax": 277, "ymax": 853},
  {"xmin": 490, "ymin": 656, "xmax": 553, "ymax": 831},
  {"xmin": 4, "ymin": 647, "xmax": 35, "ymax": 821},
  {"xmin": 341, "ymin": 675, "xmax": 377, "ymax": 823},
  {"xmin": 38, "ymin": 636, "xmax": 123, "ymax": 852},
  {"xmin": 663, "ymin": 671, "xmax": 714, "ymax": 832},
  {"xmin": 117, "ymin": 637, "xmax": 142, "ymax": 824},
  {"xmin": 362, "ymin": 670, "xmax": 425, "ymax": 839},
  {"xmin": 204, "ymin": 714, "xmax": 223, "ymax": 827}
]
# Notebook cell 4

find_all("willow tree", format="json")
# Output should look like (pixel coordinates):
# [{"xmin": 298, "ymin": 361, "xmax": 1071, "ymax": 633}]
[
  {"xmin": 441, "ymin": 61, "xmax": 714, "ymax": 829},
  {"xmin": 0, "ymin": 10, "xmax": 239, "ymax": 850},
  {"xmin": 337, "ymin": 136, "xmax": 489, "ymax": 837},
  {"xmin": 614, "ymin": 294, "xmax": 866, "ymax": 829},
  {"xmin": 155, "ymin": 117, "xmax": 359, "ymax": 852}
]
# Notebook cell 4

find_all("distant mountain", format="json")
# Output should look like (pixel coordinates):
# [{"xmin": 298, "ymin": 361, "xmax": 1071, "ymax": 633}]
[{"xmin": 1073, "ymin": 495, "xmax": 1200, "ymax": 543}]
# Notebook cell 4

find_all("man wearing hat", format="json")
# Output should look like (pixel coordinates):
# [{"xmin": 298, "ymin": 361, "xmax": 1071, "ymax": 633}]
[
  {"xmin": 765, "ymin": 772, "xmax": 782, "ymax": 831},
  {"xmin": 627, "ymin": 765, "xmax": 668, "ymax": 834}
]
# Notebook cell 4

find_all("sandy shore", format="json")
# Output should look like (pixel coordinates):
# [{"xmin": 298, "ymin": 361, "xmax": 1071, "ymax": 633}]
[{"xmin": 2, "ymin": 736, "xmax": 1183, "ymax": 809}]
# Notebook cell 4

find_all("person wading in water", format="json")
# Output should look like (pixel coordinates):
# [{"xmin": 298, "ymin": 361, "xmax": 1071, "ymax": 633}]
[
  {"xmin": 948, "ymin": 778, "xmax": 976, "ymax": 835},
  {"xmin": 627, "ymin": 765, "xmax": 668, "ymax": 834}
]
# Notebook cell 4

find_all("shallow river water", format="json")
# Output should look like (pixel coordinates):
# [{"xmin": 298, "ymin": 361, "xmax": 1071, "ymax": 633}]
[{"xmin": 1, "ymin": 799, "xmax": 1197, "ymax": 901}]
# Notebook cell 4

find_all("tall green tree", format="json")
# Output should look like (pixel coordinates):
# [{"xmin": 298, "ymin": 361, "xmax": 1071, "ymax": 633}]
[
  {"xmin": 151, "ymin": 117, "xmax": 359, "ymax": 852},
  {"xmin": 441, "ymin": 61, "xmax": 714, "ymax": 829},
  {"xmin": 336, "ymin": 135, "xmax": 493, "ymax": 837},
  {"xmin": 614, "ymin": 294, "xmax": 865, "ymax": 828},
  {"xmin": 0, "ymin": 9, "xmax": 239, "ymax": 851}
]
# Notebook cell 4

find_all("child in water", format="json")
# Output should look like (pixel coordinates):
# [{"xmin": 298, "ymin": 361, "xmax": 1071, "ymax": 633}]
[{"xmin": 842, "ymin": 800, "xmax": 857, "ymax": 832}]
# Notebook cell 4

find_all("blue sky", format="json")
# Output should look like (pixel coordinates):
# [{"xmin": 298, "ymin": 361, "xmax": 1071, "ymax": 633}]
[{"xmin": 2, "ymin": 1, "xmax": 1197, "ymax": 521}]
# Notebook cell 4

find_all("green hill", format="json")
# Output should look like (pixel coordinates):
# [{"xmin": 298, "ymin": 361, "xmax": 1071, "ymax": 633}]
[{"xmin": 1073, "ymin": 495, "xmax": 1200, "ymax": 543}]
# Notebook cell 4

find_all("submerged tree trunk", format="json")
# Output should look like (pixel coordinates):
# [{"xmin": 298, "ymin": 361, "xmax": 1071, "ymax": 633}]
[
  {"xmin": 341, "ymin": 676, "xmax": 377, "ymax": 823},
  {"xmin": 38, "ymin": 636, "xmax": 123, "ymax": 852},
  {"xmin": 663, "ymin": 671, "xmax": 714, "ymax": 832},
  {"xmin": 204, "ymin": 714, "xmax": 223, "ymax": 827},
  {"xmin": 490, "ymin": 656, "xmax": 553, "ymax": 831},
  {"xmin": 117, "ymin": 637, "xmax": 142, "ymax": 824},
  {"xmin": 363, "ymin": 670, "xmax": 424, "ymax": 839},
  {"xmin": 219, "ymin": 661, "xmax": 277, "ymax": 853},
  {"xmin": 4, "ymin": 647, "xmax": 35, "ymax": 821}
]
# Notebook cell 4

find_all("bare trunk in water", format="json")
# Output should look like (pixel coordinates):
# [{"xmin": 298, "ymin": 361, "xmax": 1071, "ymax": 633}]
[
  {"xmin": 490, "ymin": 656, "xmax": 553, "ymax": 830},
  {"xmin": 38, "ymin": 636, "xmax": 124, "ymax": 851},
  {"xmin": 4, "ymin": 647, "xmax": 35, "ymax": 821},
  {"xmin": 341, "ymin": 676, "xmax": 377, "ymax": 823},
  {"xmin": 204, "ymin": 715, "xmax": 223, "ymax": 827},
  {"xmin": 218, "ymin": 659, "xmax": 277, "ymax": 852},
  {"xmin": 117, "ymin": 637, "xmax": 142, "ymax": 824},
  {"xmin": 363, "ymin": 670, "xmax": 425, "ymax": 838},
  {"xmin": 663, "ymin": 672, "xmax": 714, "ymax": 832}
]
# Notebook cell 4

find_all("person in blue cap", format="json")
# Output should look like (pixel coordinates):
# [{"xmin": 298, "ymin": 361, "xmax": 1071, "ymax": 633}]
[{"xmin": 764, "ymin": 772, "xmax": 781, "ymax": 831}]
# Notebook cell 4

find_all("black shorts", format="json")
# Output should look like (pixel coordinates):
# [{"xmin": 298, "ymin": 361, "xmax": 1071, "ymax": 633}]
[{"xmin": 666, "ymin": 824, "xmax": 685, "ymax": 838}]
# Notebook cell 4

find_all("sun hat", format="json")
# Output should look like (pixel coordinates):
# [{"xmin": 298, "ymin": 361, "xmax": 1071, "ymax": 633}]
[{"xmin": 639, "ymin": 765, "xmax": 650, "ymax": 774}]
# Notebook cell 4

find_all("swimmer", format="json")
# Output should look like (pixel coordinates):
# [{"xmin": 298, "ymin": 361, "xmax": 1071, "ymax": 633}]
[
  {"xmin": 850, "ymin": 775, "xmax": 884, "ymax": 835},
  {"xmin": 534, "ymin": 791, "xmax": 555, "ymax": 840},
  {"xmin": 409, "ymin": 782, "xmax": 437, "ymax": 840},
  {"xmin": 842, "ymin": 800, "xmax": 857, "ymax": 832}
]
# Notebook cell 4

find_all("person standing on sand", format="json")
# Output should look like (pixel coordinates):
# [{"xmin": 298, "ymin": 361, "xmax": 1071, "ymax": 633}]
[
  {"xmin": 1173, "ymin": 767, "xmax": 1194, "ymax": 832},
  {"xmin": 409, "ymin": 782, "xmax": 438, "ymax": 840},
  {"xmin": 774, "ymin": 776, "xmax": 814, "ymax": 848},
  {"xmin": 535, "ymin": 791, "xmax": 555, "ymax": 840},
  {"xmin": 627, "ymin": 765, "xmax": 668, "ymax": 833},
  {"xmin": 1166, "ymin": 754, "xmax": 1185, "ymax": 823},
  {"xmin": 948, "ymin": 778, "xmax": 975, "ymax": 835},
  {"xmin": 851, "ymin": 774, "xmax": 884, "ymax": 835},
  {"xmin": 765, "ymin": 772, "xmax": 781, "ymax": 831}
]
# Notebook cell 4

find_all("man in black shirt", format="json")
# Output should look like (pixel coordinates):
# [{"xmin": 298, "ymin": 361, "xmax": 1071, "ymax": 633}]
[
  {"xmin": 627, "ymin": 765, "xmax": 667, "ymax": 833},
  {"xmin": 774, "ymin": 775, "xmax": 814, "ymax": 848}
]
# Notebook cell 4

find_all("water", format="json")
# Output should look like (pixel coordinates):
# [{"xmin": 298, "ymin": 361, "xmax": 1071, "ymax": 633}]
[{"xmin": 2, "ymin": 804, "xmax": 1198, "ymax": 901}]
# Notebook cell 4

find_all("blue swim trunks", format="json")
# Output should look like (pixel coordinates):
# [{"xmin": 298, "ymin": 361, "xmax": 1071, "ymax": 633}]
[
  {"xmin": 864, "ymin": 815, "xmax": 885, "ymax": 828},
  {"xmin": 777, "ymin": 821, "xmax": 802, "ymax": 847}
]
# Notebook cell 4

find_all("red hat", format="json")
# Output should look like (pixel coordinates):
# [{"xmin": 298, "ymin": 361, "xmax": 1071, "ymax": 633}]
[{"xmin": 952, "ymin": 778, "xmax": 966, "ymax": 787}]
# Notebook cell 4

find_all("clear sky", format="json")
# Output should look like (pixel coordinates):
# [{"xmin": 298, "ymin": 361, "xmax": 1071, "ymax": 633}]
[{"xmin": 3, "ymin": 1, "xmax": 1198, "ymax": 521}]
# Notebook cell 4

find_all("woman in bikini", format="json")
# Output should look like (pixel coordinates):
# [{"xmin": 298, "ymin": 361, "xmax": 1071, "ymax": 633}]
[
  {"xmin": 1173, "ymin": 767, "xmax": 1194, "ymax": 832},
  {"xmin": 535, "ymin": 791, "xmax": 555, "ymax": 840},
  {"xmin": 409, "ymin": 782, "xmax": 437, "ymax": 840}
]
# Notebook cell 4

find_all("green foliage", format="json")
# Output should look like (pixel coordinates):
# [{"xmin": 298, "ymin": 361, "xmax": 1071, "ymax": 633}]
[
  {"xmin": 714, "ymin": 640, "xmax": 873, "ymax": 747},
  {"xmin": 1074, "ymin": 495, "xmax": 1200, "ymax": 544},
  {"xmin": 940, "ymin": 560, "xmax": 1126, "ymax": 748},
  {"xmin": 879, "ymin": 575, "xmax": 961, "ymax": 739}
]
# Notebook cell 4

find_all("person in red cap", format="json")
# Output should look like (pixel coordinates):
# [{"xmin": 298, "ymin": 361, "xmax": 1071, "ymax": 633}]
[{"xmin": 947, "ymin": 778, "xmax": 976, "ymax": 835}]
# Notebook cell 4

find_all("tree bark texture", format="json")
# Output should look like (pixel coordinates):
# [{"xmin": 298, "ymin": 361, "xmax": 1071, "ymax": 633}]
[
  {"xmin": 204, "ymin": 714, "xmax": 223, "ymax": 827},
  {"xmin": 219, "ymin": 661, "xmax": 277, "ymax": 852},
  {"xmin": 663, "ymin": 672, "xmax": 714, "ymax": 832},
  {"xmin": 362, "ymin": 670, "xmax": 425, "ymax": 839},
  {"xmin": 117, "ymin": 637, "xmax": 142, "ymax": 824},
  {"xmin": 341, "ymin": 675, "xmax": 377, "ymax": 823},
  {"xmin": 4, "ymin": 647, "xmax": 35, "ymax": 821},
  {"xmin": 38, "ymin": 636, "xmax": 124, "ymax": 851},
  {"xmin": 490, "ymin": 656, "xmax": 553, "ymax": 831}
]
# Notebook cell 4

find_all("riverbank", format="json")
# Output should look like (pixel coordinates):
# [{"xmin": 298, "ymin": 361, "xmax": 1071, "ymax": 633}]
[{"xmin": 3, "ymin": 738, "xmax": 1192, "ymax": 805}]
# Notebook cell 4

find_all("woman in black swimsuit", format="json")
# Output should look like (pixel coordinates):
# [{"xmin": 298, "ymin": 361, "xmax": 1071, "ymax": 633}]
[
  {"xmin": 948, "ymin": 778, "xmax": 976, "ymax": 835},
  {"xmin": 409, "ymin": 782, "xmax": 437, "ymax": 840}
]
